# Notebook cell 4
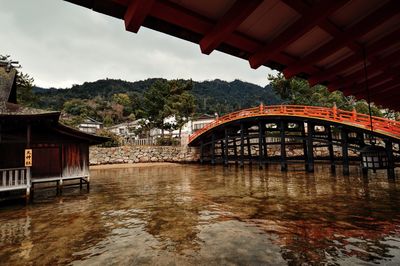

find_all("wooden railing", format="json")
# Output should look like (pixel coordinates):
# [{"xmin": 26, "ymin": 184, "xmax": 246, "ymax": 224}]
[
  {"xmin": 189, "ymin": 105, "xmax": 400, "ymax": 143},
  {"xmin": 0, "ymin": 167, "xmax": 30, "ymax": 191}
]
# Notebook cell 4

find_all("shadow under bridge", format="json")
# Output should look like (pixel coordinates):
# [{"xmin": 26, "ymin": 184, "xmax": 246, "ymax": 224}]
[{"xmin": 188, "ymin": 105, "xmax": 400, "ymax": 177}]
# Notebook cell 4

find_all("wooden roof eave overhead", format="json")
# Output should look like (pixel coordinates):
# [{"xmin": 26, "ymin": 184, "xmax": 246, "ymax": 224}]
[{"xmin": 64, "ymin": 0, "xmax": 400, "ymax": 110}]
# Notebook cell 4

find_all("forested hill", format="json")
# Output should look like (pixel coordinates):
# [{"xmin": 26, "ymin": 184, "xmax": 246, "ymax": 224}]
[{"xmin": 33, "ymin": 78, "xmax": 281, "ymax": 114}]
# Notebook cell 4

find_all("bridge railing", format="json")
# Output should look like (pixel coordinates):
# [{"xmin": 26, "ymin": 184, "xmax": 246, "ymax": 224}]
[{"xmin": 189, "ymin": 105, "xmax": 400, "ymax": 143}]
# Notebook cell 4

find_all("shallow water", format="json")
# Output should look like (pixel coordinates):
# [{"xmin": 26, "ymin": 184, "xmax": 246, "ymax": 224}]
[{"xmin": 1, "ymin": 164, "xmax": 400, "ymax": 265}]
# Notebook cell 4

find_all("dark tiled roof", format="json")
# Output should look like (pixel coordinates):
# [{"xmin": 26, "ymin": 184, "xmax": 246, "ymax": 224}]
[
  {"xmin": 0, "ymin": 102, "xmax": 60, "ymax": 116},
  {"xmin": 0, "ymin": 68, "xmax": 16, "ymax": 102}
]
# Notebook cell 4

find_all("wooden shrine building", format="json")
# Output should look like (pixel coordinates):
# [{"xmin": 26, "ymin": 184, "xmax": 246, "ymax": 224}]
[{"xmin": 0, "ymin": 65, "xmax": 106, "ymax": 200}]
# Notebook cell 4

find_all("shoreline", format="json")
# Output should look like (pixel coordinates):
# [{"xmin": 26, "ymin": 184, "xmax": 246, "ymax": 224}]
[{"xmin": 89, "ymin": 162, "xmax": 183, "ymax": 170}]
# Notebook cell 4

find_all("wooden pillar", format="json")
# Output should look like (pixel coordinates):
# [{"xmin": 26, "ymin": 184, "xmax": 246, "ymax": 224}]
[
  {"xmin": 58, "ymin": 179, "xmax": 64, "ymax": 195},
  {"xmin": 224, "ymin": 128, "xmax": 229, "ymax": 166},
  {"xmin": 200, "ymin": 139, "xmax": 204, "ymax": 164},
  {"xmin": 246, "ymin": 129, "xmax": 252, "ymax": 165},
  {"xmin": 263, "ymin": 126, "xmax": 268, "ymax": 167},
  {"xmin": 211, "ymin": 133, "xmax": 216, "ymax": 165},
  {"xmin": 280, "ymin": 121, "xmax": 287, "ymax": 171},
  {"xmin": 240, "ymin": 123, "xmax": 245, "ymax": 167},
  {"xmin": 306, "ymin": 122, "xmax": 314, "ymax": 173},
  {"xmin": 357, "ymin": 132, "xmax": 368, "ymax": 176},
  {"xmin": 220, "ymin": 139, "xmax": 224, "ymax": 159},
  {"xmin": 341, "ymin": 129, "xmax": 350, "ymax": 176},
  {"xmin": 27, "ymin": 124, "xmax": 31, "ymax": 147},
  {"xmin": 26, "ymin": 124, "xmax": 31, "ymax": 203},
  {"xmin": 233, "ymin": 136, "xmax": 238, "ymax": 165},
  {"xmin": 301, "ymin": 122, "xmax": 308, "ymax": 171},
  {"xmin": 385, "ymin": 140, "xmax": 395, "ymax": 179},
  {"xmin": 258, "ymin": 121, "xmax": 264, "ymax": 168},
  {"xmin": 327, "ymin": 125, "xmax": 335, "ymax": 172}
]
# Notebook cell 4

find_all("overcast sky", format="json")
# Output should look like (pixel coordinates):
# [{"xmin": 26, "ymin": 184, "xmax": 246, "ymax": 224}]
[{"xmin": 0, "ymin": 0, "xmax": 277, "ymax": 88}]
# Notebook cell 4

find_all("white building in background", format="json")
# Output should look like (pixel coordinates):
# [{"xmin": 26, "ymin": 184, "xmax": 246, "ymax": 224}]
[
  {"xmin": 78, "ymin": 117, "xmax": 103, "ymax": 133},
  {"xmin": 103, "ymin": 114, "xmax": 217, "ymax": 145},
  {"xmin": 191, "ymin": 114, "xmax": 218, "ymax": 132},
  {"xmin": 149, "ymin": 114, "xmax": 217, "ymax": 138}
]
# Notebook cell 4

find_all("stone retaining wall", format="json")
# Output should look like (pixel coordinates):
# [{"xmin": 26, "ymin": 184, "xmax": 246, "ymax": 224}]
[
  {"xmin": 90, "ymin": 144, "xmax": 358, "ymax": 165},
  {"xmin": 90, "ymin": 146, "xmax": 200, "ymax": 165}
]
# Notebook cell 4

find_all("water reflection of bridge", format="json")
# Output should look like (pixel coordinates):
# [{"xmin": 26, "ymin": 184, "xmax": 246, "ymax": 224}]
[{"xmin": 188, "ymin": 105, "xmax": 400, "ymax": 177}]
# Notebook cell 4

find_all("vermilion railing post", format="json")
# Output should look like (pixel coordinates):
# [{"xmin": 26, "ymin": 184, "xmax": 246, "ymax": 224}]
[
  {"xmin": 259, "ymin": 103, "xmax": 264, "ymax": 114},
  {"xmin": 351, "ymin": 107, "xmax": 356, "ymax": 122},
  {"xmin": 332, "ymin": 103, "xmax": 337, "ymax": 120}
]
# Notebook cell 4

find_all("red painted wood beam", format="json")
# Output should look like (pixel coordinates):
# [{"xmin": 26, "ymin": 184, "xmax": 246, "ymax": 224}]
[
  {"xmin": 348, "ymin": 79, "xmax": 400, "ymax": 102},
  {"xmin": 308, "ymin": 29, "xmax": 400, "ymax": 86},
  {"xmin": 200, "ymin": 0, "xmax": 262, "ymax": 55},
  {"xmin": 149, "ymin": 1, "xmax": 297, "ymax": 65},
  {"xmin": 328, "ymin": 50, "xmax": 400, "ymax": 91},
  {"xmin": 373, "ymin": 84, "xmax": 400, "ymax": 106},
  {"xmin": 124, "ymin": 0, "xmax": 155, "ymax": 33},
  {"xmin": 283, "ymin": 0, "xmax": 400, "ymax": 78},
  {"xmin": 370, "ymin": 78, "xmax": 400, "ymax": 96},
  {"xmin": 249, "ymin": 0, "xmax": 348, "ymax": 69},
  {"xmin": 342, "ymin": 65, "xmax": 400, "ymax": 96},
  {"xmin": 279, "ymin": 0, "xmax": 360, "ymax": 51}
]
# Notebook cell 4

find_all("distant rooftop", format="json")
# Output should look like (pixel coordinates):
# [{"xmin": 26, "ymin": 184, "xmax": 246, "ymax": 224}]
[{"xmin": 0, "ymin": 102, "xmax": 59, "ymax": 117}]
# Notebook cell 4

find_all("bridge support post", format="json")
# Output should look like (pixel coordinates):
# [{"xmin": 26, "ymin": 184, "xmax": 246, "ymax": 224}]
[
  {"xmin": 247, "ymin": 129, "xmax": 252, "ymax": 165},
  {"xmin": 280, "ymin": 121, "xmax": 287, "ymax": 171},
  {"xmin": 240, "ymin": 123, "xmax": 245, "ymax": 167},
  {"xmin": 341, "ymin": 129, "xmax": 350, "ymax": 176},
  {"xmin": 385, "ymin": 140, "xmax": 395, "ymax": 180},
  {"xmin": 258, "ymin": 121, "xmax": 264, "ymax": 169},
  {"xmin": 357, "ymin": 132, "xmax": 368, "ymax": 176},
  {"xmin": 200, "ymin": 140, "xmax": 204, "ymax": 164},
  {"xmin": 263, "ymin": 126, "xmax": 268, "ymax": 167},
  {"xmin": 220, "ymin": 139, "xmax": 225, "ymax": 165},
  {"xmin": 211, "ymin": 133, "xmax": 216, "ymax": 165},
  {"xmin": 224, "ymin": 128, "xmax": 229, "ymax": 166},
  {"xmin": 327, "ymin": 126, "xmax": 335, "ymax": 173},
  {"xmin": 301, "ymin": 123, "xmax": 308, "ymax": 171},
  {"xmin": 233, "ymin": 137, "xmax": 238, "ymax": 165},
  {"xmin": 306, "ymin": 122, "xmax": 314, "ymax": 173}
]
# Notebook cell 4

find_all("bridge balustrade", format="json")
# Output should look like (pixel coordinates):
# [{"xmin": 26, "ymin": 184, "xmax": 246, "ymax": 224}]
[{"xmin": 189, "ymin": 105, "xmax": 400, "ymax": 144}]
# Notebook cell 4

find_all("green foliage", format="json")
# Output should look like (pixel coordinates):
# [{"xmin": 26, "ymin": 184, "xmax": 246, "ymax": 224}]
[
  {"xmin": 142, "ymin": 80, "xmax": 172, "ymax": 133},
  {"xmin": 168, "ymin": 80, "xmax": 196, "ymax": 136},
  {"xmin": 32, "ymin": 78, "xmax": 282, "ymax": 118},
  {"xmin": 63, "ymin": 99, "xmax": 91, "ymax": 116},
  {"xmin": 16, "ymin": 72, "xmax": 38, "ymax": 107},
  {"xmin": 59, "ymin": 115, "xmax": 84, "ymax": 128},
  {"xmin": 96, "ymin": 129, "xmax": 121, "ymax": 147},
  {"xmin": 268, "ymin": 73, "xmax": 383, "ymax": 117},
  {"xmin": 141, "ymin": 79, "xmax": 196, "ymax": 136},
  {"xmin": 155, "ymin": 137, "xmax": 180, "ymax": 146}
]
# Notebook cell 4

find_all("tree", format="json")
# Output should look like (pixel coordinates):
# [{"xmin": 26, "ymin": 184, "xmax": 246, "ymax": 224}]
[
  {"xmin": 169, "ymin": 80, "xmax": 196, "ymax": 137},
  {"xmin": 16, "ymin": 72, "xmax": 39, "ymax": 107},
  {"xmin": 141, "ymin": 79, "xmax": 196, "ymax": 138},
  {"xmin": 112, "ymin": 93, "xmax": 132, "ymax": 116},
  {"xmin": 142, "ymin": 80, "xmax": 173, "ymax": 137},
  {"xmin": 268, "ymin": 73, "xmax": 383, "ymax": 116}
]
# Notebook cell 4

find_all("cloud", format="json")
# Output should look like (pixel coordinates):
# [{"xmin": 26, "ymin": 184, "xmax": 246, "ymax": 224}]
[{"xmin": 0, "ymin": 0, "xmax": 278, "ymax": 88}]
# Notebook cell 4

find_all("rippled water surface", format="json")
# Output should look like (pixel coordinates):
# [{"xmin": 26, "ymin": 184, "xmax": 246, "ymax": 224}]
[{"xmin": 1, "ymin": 164, "xmax": 400, "ymax": 265}]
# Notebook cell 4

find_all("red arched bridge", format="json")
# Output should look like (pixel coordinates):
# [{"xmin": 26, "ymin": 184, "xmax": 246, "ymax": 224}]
[{"xmin": 188, "ymin": 105, "xmax": 400, "ymax": 177}]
